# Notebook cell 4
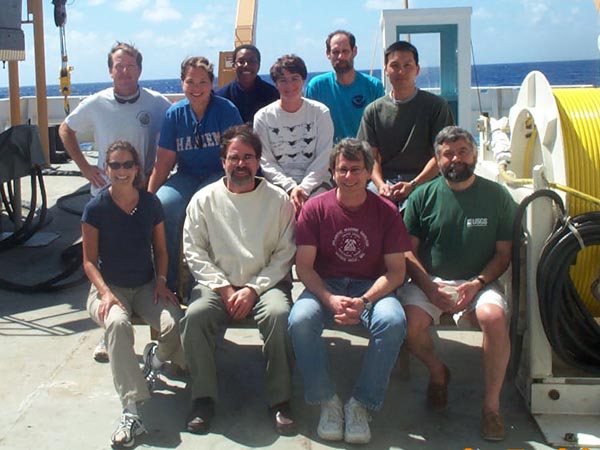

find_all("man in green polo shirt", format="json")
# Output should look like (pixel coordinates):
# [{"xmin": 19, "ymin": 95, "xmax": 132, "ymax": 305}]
[{"xmin": 398, "ymin": 126, "xmax": 516, "ymax": 442}]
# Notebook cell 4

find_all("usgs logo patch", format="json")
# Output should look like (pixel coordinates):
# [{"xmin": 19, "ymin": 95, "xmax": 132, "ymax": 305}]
[{"xmin": 466, "ymin": 218, "xmax": 488, "ymax": 227}]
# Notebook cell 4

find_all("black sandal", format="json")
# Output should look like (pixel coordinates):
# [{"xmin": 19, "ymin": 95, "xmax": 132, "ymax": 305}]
[
  {"xmin": 187, "ymin": 397, "xmax": 214, "ymax": 434},
  {"xmin": 269, "ymin": 401, "xmax": 297, "ymax": 436}
]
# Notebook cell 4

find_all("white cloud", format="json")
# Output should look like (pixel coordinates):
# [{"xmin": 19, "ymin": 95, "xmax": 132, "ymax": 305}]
[
  {"xmin": 142, "ymin": 0, "xmax": 182, "ymax": 23},
  {"xmin": 116, "ymin": 0, "xmax": 149, "ymax": 13},
  {"xmin": 141, "ymin": 7, "xmax": 232, "ymax": 55},
  {"xmin": 523, "ymin": 0, "xmax": 550, "ymax": 25},
  {"xmin": 87, "ymin": 0, "xmax": 105, "ymax": 6},
  {"xmin": 189, "ymin": 13, "xmax": 213, "ymax": 30},
  {"xmin": 333, "ymin": 17, "xmax": 349, "ymax": 26}
]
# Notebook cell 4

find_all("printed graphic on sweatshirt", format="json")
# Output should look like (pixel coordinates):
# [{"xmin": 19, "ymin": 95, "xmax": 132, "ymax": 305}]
[{"xmin": 267, "ymin": 121, "xmax": 317, "ymax": 166}]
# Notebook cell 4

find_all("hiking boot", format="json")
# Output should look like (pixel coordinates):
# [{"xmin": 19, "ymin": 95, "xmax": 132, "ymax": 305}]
[
  {"xmin": 93, "ymin": 335, "xmax": 109, "ymax": 363},
  {"xmin": 343, "ymin": 397, "xmax": 371, "ymax": 444},
  {"xmin": 142, "ymin": 342, "xmax": 160, "ymax": 393},
  {"xmin": 317, "ymin": 394, "xmax": 343, "ymax": 441},
  {"xmin": 111, "ymin": 411, "xmax": 146, "ymax": 448},
  {"xmin": 481, "ymin": 410, "xmax": 506, "ymax": 441}
]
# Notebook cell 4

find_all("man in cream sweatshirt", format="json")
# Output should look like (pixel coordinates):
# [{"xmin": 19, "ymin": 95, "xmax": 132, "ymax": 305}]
[{"xmin": 181, "ymin": 124, "xmax": 297, "ymax": 436}]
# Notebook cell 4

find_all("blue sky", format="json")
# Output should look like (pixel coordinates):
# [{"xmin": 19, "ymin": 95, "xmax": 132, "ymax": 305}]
[{"xmin": 1, "ymin": 0, "xmax": 599, "ymax": 88}]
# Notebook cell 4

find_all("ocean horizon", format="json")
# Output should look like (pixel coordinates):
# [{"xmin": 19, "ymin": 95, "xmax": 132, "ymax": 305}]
[{"xmin": 1, "ymin": 59, "xmax": 598, "ymax": 100}]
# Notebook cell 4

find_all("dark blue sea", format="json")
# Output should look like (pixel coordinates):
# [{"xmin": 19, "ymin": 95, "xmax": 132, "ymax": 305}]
[{"xmin": 1, "ymin": 59, "xmax": 598, "ymax": 99}]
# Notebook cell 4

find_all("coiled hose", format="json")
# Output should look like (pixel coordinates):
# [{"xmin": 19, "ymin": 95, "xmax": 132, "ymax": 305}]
[
  {"xmin": 510, "ymin": 189, "xmax": 600, "ymax": 376},
  {"xmin": 0, "ymin": 167, "xmax": 86, "ymax": 292},
  {"xmin": 0, "ymin": 166, "xmax": 47, "ymax": 250}
]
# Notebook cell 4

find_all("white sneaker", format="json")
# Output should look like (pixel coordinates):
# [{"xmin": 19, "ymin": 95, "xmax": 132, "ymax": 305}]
[
  {"xmin": 93, "ymin": 335, "xmax": 109, "ymax": 363},
  {"xmin": 111, "ymin": 411, "xmax": 146, "ymax": 448},
  {"xmin": 317, "ymin": 394, "xmax": 344, "ymax": 441},
  {"xmin": 344, "ymin": 397, "xmax": 371, "ymax": 444},
  {"xmin": 142, "ymin": 342, "xmax": 160, "ymax": 393}
]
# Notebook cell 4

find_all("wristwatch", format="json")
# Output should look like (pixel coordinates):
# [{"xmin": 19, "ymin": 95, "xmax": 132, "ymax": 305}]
[
  {"xmin": 361, "ymin": 296, "xmax": 373, "ymax": 312},
  {"xmin": 410, "ymin": 179, "xmax": 418, "ymax": 189},
  {"xmin": 476, "ymin": 275, "xmax": 487, "ymax": 288}
]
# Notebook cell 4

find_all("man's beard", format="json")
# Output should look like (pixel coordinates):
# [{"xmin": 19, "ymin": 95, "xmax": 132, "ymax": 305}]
[
  {"xmin": 228, "ymin": 167, "xmax": 253, "ymax": 187},
  {"xmin": 333, "ymin": 60, "xmax": 353, "ymax": 75},
  {"xmin": 441, "ymin": 162, "xmax": 475, "ymax": 182}
]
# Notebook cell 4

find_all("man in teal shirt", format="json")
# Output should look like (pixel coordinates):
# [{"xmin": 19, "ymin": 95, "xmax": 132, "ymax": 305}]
[
  {"xmin": 399, "ymin": 126, "xmax": 516, "ymax": 442},
  {"xmin": 306, "ymin": 30, "xmax": 384, "ymax": 143}
]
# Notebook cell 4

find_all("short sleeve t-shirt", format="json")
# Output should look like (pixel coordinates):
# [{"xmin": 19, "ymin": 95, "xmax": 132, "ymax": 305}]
[
  {"xmin": 296, "ymin": 189, "xmax": 411, "ymax": 280},
  {"xmin": 403, "ymin": 176, "xmax": 516, "ymax": 279},
  {"xmin": 82, "ymin": 188, "xmax": 165, "ymax": 287}
]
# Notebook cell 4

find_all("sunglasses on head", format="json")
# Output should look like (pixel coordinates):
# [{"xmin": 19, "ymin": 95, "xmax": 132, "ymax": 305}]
[
  {"xmin": 193, "ymin": 121, "xmax": 205, "ymax": 148},
  {"xmin": 107, "ymin": 160, "xmax": 136, "ymax": 170}
]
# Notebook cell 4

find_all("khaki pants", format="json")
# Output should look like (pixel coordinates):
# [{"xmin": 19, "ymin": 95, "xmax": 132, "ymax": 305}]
[
  {"xmin": 180, "ymin": 281, "xmax": 293, "ymax": 407},
  {"xmin": 87, "ymin": 280, "xmax": 184, "ymax": 407}
]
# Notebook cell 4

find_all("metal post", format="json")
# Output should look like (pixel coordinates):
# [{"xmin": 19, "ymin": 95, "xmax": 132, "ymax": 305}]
[
  {"xmin": 28, "ymin": 0, "xmax": 49, "ymax": 165},
  {"xmin": 8, "ymin": 61, "xmax": 21, "ymax": 125},
  {"xmin": 7, "ymin": 61, "xmax": 22, "ymax": 228}
]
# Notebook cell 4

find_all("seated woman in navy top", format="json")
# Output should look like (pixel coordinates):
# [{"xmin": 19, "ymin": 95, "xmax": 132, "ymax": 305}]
[{"xmin": 82, "ymin": 140, "xmax": 184, "ymax": 448}]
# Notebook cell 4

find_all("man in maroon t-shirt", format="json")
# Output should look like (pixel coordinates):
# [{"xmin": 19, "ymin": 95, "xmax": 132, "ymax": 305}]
[{"xmin": 288, "ymin": 138, "xmax": 410, "ymax": 444}]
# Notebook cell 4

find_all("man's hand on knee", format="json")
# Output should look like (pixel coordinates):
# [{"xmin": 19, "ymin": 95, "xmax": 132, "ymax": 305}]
[{"xmin": 229, "ymin": 287, "xmax": 258, "ymax": 320}]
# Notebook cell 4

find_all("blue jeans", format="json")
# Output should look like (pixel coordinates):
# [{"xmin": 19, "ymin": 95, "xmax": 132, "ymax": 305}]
[
  {"xmin": 156, "ymin": 170, "xmax": 223, "ymax": 290},
  {"xmin": 288, "ymin": 278, "xmax": 406, "ymax": 410}
]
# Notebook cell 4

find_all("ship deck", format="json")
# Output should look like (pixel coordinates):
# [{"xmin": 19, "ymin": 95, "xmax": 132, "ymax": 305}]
[{"xmin": 0, "ymin": 160, "xmax": 557, "ymax": 450}]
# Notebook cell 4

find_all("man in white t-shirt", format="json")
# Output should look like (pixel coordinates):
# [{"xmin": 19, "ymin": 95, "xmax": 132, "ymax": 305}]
[{"xmin": 59, "ymin": 42, "xmax": 171, "ymax": 196}]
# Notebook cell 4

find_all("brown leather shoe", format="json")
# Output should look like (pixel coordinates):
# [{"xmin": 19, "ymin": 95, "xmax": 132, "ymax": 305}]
[
  {"xmin": 186, "ymin": 397, "xmax": 214, "ymax": 435},
  {"xmin": 426, "ymin": 365, "xmax": 451, "ymax": 411},
  {"xmin": 269, "ymin": 401, "xmax": 297, "ymax": 436},
  {"xmin": 481, "ymin": 411, "xmax": 506, "ymax": 441}
]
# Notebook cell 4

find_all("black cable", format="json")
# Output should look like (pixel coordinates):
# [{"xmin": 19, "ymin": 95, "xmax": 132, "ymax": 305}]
[
  {"xmin": 0, "ymin": 167, "xmax": 87, "ymax": 292},
  {"xmin": 1, "ymin": 181, "xmax": 15, "ymax": 221},
  {"xmin": 508, "ymin": 189, "xmax": 600, "ymax": 376},
  {"xmin": 0, "ymin": 242, "xmax": 86, "ymax": 292},
  {"xmin": 0, "ymin": 167, "xmax": 47, "ymax": 250},
  {"xmin": 536, "ymin": 212, "xmax": 600, "ymax": 374}
]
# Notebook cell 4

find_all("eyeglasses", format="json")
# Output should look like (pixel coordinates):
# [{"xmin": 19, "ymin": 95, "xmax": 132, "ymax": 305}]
[
  {"xmin": 107, "ymin": 160, "xmax": 136, "ymax": 170},
  {"xmin": 193, "ymin": 121, "xmax": 204, "ymax": 148},
  {"xmin": 335, "ymin": 167, "xmax": 365, "ymax": 176},
  {"xmin": 225, "ymin": 154, "xmax": 257, "ymax": 163}
]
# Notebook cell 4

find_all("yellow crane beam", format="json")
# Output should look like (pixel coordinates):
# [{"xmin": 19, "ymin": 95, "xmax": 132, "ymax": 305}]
[
  {"xmin": 217, "ymin": 0, "xmax": 258, "ymax": 88},
  {"xmin": 234, "ymin": 0, "xmax": 257, "ymax": 47}
]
